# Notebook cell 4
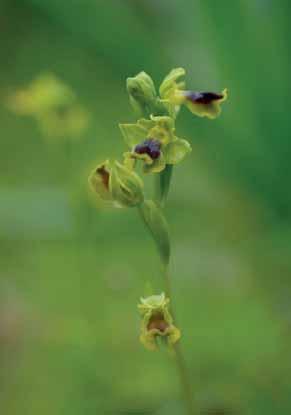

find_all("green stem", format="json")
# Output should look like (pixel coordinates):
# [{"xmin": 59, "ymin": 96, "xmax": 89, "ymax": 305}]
[
  {"xmin": 139, "ymin": 164, "xmax": 194, "ymax": 414},
  {"xmin": 173, "ymin": 343, "xmax": 195, "ymax": 415},
  {"xmin": 154, "ymin": 164, "xmax": 173, "ymax": 207},
  {"xmin": 162, "ymin": 264, "xmax": 195, "ymax": 415},
  {"xmin": 162, "ymin": 263, "xmax": 172, "ymax": 299},
  {"xmin": 157, "ymin": 166, "xmax": 194, "ymax": 414}
]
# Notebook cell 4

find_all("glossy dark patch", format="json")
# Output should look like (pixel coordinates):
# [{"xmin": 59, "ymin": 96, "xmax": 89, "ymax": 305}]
[
  {"xmin": 96, "ymin": 166, "xmax": 110, "ymax": 189},
  {"xmin": 185, "ymin": 91, "xmax": 223, "ymax": 105},
  {"xmin": 134, "ymin": 138, "xmax": 161, "ymax": 160}
]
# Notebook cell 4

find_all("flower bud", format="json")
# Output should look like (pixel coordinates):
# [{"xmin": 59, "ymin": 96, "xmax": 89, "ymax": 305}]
[
  {"xmin": 88, "ymin": 160, "xmax": 144, "ymax": 208},
  {"xmin": 138, "ymin": 293, "xmax": 181, "ymax": 351},
  {"xmin": 126, "ymin": 71, "xmax": 157, "ymax": 117},
  {"xmin": 110, "ymin": 161, "xmax": 144, "ymax": 207}
]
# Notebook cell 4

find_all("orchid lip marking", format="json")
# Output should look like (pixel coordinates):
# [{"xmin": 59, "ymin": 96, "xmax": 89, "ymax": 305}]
[
  {"xmin": 184, "ymin": 91, "xmax": 223, "ymax": 105},
  {"xmin": 134, "ymin": 138, "xmax": 161, "ymax": 160}
]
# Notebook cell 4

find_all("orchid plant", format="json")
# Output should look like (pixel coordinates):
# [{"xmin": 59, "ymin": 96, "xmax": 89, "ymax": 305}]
[{"xmin": 89, "ymin": 68, "xmax": 227, "ymax": 414}]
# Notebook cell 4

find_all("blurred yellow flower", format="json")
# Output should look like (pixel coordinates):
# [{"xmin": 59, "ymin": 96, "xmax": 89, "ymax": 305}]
[{"xmin": 7, "ymin": 73, "xmax": 90, "ymax": 138}]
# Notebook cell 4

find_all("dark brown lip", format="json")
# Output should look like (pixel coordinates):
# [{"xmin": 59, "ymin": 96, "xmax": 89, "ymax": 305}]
[
  {"xmin": 134, "ymin": 138, "xmax": 161, "ymax": 160},
  {"xmin": 185, "ymin": 91, "xmax": 223, "ymax": 105}
]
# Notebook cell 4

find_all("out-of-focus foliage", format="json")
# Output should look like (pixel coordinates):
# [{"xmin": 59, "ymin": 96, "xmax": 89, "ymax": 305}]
[{"xmin": 1, "ymin": 0, "xmax": 291, "ymax": 414}]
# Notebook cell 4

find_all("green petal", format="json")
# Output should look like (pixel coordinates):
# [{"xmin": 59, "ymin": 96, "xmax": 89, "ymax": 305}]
[
  {"xmin": 159, "ymin": 67, "xmax": 186, "ymax": 100},
  {"xmin": 147, "ymin": 116, "xmax": 176, "ymax": 145},
  {"xmin": 139, "ymin": 293, "xmax": 167, "ymax": 312},
  {"xmin": 150, "ymin": 115, "xmax": 175, "ymax": 130},
  {"xmin": 164, "ymin": 138, "xmax": 192, "ymax": 165}
]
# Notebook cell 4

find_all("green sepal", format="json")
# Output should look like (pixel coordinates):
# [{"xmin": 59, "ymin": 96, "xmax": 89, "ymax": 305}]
[
  {"xmin": 138, "ymin": 200, "xmax": 170, "ymax": 265},
  {"xmin": 119, "ymin": 122, "xmax": 149, "ymax": 147},
  {"xmin": 110, "ymin": 161, "xmax": 144, "ymax": 208},
  {"xmin": 88, "ymin": 160, "xmax": 115, "ymax": 205},
  {"xmin": 164, "ymin": 138, "xmax": 192, "ymax": 164}
]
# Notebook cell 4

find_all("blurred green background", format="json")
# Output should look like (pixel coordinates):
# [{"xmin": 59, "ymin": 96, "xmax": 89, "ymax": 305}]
[{"xmin": 1, "ymin": 1, "xmax": 291, "ymax": 414}]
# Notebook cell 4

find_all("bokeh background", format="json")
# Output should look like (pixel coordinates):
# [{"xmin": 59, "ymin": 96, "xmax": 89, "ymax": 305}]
[{"xmin": 1, "ymin": 1, "xmax": 291, "ymax": 414}]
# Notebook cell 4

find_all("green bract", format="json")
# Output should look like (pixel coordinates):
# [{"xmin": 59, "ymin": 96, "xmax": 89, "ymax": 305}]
[
  {"xmin": 138, "ymin": 293, "xmax": 181, "ymax": 351},
  {"xmin": 120, "ymin": 115, "xmax": 192, "ymax": 174},
  {"xmin": 88, "ymin": 160, "xmax": 144, "ymax": 208}
]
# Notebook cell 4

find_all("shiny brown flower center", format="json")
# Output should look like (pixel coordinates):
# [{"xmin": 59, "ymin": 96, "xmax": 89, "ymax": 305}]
[
  {"xmin": 147, "ymin": 312, "xmax": 169, "ymax": 332},
  {"xmin": 134, "ymin": 138, "xmax": 161, "ymax": 160},
  {"xmin": 185, "ymin": 91, "xmax": 223, "ymax": 105}
]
